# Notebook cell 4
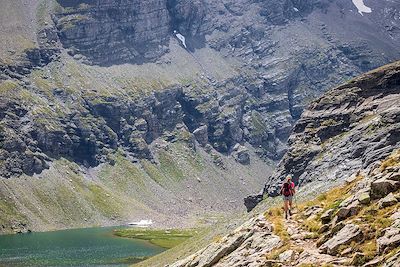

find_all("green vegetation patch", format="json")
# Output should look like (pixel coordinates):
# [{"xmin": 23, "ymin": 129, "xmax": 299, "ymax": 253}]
[
  {"xmin": 0, "ymin": 80, "xmax": 18, "ymax": 95},
  {"xmin": 98, "ymin": 152, "xmax": 146, "ymax": 190},
  {"xmin": 141, "ymin": 160, "xmax": 165, "ymax": 185},
  {"xmin": 114, "ymin": 228, "xmax": 197, "ymax": 249},
  {"xmin": 159, "ymin": 151, "xmax": 185, "ymax": 182},
  {"xmin": 251, "ymin": 110, "xmax": 267, "ymax": 136},
  {"xmin": 0, "ymin": 197, "xmax": 26, "ymax": 225},
  {"xmin": 87, "ymin": 184, "xmax": 123, "ymax": 217}
]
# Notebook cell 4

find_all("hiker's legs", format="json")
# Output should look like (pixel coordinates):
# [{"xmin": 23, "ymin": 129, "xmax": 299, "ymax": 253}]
[
  {"xmin": 289, "ymin": 198, "xmax": 293, "ymax": 210},
  {"xmin": 283, "ymin": 199, "xmax": 289, "ymax": 218}
]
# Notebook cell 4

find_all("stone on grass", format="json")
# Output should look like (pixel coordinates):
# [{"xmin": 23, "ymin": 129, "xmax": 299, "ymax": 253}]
[
  {"xmin": 318, "ymin": 224, "xmax": 330, "ymax": 234},
  {"xmin": 345, "ymin": 173, "xmax": 358, "ymax": 184},
  {"xmin": 319, "ymin": 224, "xmax": 363, "ymax": 255},
  {"xmin": 340, "ymin": 247, "xmax": 352, "ymax": 256},
  {"xmin": 370, "ymin": 178, "xmax": 400, "ymax": 199},
  {"xmin": 336, "ymin": 200, "xmax": 361, "ymax": 220},
  {"xmin": 377, "ymin": 228, "xmax": 400, "ymax": 254},
  {"xmin": 304, "ymin": 206, "xmax": 323, "ymax": 217},
  {"xmin": 278, "ymin": 249, "xmax": 295, "ymax": 262},
  {"xmin": 378, "ymin": 193, "xmax": 398, "ymax": 208},
  {"xmin": 320, "ymin": 209, "xmax": 334, "ymax": 224},
  {"xmin": 358, "ymin": 192, "xmax": 371, "ymax": 205}
]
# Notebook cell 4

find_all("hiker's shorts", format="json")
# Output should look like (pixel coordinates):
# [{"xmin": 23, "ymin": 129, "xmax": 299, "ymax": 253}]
[{"xmin": 283, "ymin": 195, "xmax": 293, "ymax": 201}]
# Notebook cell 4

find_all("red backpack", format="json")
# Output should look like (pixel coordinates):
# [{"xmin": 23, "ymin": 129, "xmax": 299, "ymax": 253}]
[{"xmin": 282, "ymin": 182, "xmax": 292, "ymax": 197}]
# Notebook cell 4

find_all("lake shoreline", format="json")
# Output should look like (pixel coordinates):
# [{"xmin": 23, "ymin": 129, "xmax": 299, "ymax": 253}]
[{"xmin": 0, "ymin": 225, "xmax": 170, "ymax": 267}]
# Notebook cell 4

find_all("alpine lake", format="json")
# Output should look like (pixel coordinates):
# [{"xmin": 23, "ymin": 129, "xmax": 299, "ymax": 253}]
[{"xmin": 0, "ymin": 226, "xmax": 195, "ymax": 266}]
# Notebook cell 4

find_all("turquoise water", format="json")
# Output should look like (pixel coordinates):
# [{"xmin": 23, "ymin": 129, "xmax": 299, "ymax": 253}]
[{"xmin": 0, "ymin": 227, "xmax": 165, "ymax": 267}]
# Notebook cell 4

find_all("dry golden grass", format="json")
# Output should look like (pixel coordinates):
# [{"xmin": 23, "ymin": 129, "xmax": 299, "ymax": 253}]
[
  {"xmin": 264, "ymin": 207, "xmax": 290, "ymax": 242},
  {"xmin": 265, "ymin": 243, "xmax": 291, "ymax": 260},
  {"xmin": 297, "ymin": 175, "xmax": 363, "ymax": 216},
  {"xmin": 302, "ymin": 219, "xmax": 321, "ymax": 234},
  {"xmin": 380, "ymin": 150, "xmax": 400, "ymax": 171}
]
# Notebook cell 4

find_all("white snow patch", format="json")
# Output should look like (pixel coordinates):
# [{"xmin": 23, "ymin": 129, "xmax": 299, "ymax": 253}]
[
  {"xmin": 128, "ymin": 219, "xmax": 153, "ymax": 227},
  {"xmin": 351, "ymin": 0, "xmax": 372, "ymax": 15},
  {"xmin": 174, "ymin": 30, "xmax": 187, "ymax": 49},
  {"xmin": 293, "ymin": 7, "xmax": 299, "ymax": 12}
]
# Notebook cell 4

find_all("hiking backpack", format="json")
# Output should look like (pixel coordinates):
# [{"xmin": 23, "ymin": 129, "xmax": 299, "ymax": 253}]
[{"xmin": 282, "ymin": 182, "xmax": 292, "ymax": 197}]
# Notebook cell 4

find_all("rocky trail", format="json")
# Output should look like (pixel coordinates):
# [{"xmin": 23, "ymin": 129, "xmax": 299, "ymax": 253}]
[
  {"xmin": 278, "ymin": 216, "xmax": 350, "ymax": 267},
  {"xmin": 282, "ymin": 215, "xmax": 349, "ymax": 266}
]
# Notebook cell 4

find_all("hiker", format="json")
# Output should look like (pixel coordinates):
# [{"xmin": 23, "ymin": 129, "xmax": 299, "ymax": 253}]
[{"xmin": 280, "ymin": 175, "xmax": 295, "ymax": 219}]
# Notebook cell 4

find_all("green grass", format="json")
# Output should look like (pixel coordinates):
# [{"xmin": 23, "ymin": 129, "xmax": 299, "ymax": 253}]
[
  {"xmin": 98, "ymin": 152, "xmax": 146, "ymax": 190},
  {"xmin": 114, "ymin": 229, "xmax": 198, "ymax": 249},
  {"xmin": 0, "ymin": 80, "xmax": 18, "ymax": 93},
  {"xmin": 0, "ymin": 197, "xmax": 26, "ymax": 226},
  {"xmin": 173, "ymin": 143, "xmax": 205, "ymax": 172},
  {"xmin": 159, "ymin": 151, "xmax": 185, "ymax": 182},
  {"xmin": 250, "ymin": 110, "xmax": 267, "ymax": 136},
  {"xmin": 87, "ymin": 184, "xmax": 123, "ymax": 217},
  {"xmin": 141, "ymin": 160, "xmax": 165, "ymax": 185}
]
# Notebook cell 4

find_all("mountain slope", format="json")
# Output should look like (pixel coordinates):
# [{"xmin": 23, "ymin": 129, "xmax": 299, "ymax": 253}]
[
  {"xmin": 170, "ymin": 151, "xmax": 400, "ymax": 266},
  {"xmin": 246, "ymin": 60, "xmax": 400, "ymax": 211},
  {"xmin": 0, "ymin": 0, "xmax": 400, "ymax": 232},
  {"xmin": 168, "ymin": 61, "xmax": 400, "ymax": 267}
]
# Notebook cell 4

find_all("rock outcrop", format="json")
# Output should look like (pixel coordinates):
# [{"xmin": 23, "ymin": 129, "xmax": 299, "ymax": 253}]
[
  {"xmin": 246, "ymin": 61, "xmax": 400, "ymax": 210},
  {"xmin": 53, "ymin": 0, "xmax": 172, "ymax": 65},
  {"xmin": 319, "ymin": 224, "xmax": 363, "ymax": 255},
  {"xmin": 169, "ymin": 214, "xmax": 283, "ymax": 267}
]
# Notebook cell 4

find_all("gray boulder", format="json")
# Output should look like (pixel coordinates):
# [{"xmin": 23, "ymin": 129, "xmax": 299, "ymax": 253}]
[
  {"xmin": 320, "ymin": 209, "xmax": 335, "ymax": 224},
  {"xmin": 320, "ymin": 224, "xmax": 363, "ymax": 255},
  {"xmin": 232, "ymin": 144, "xmax": 250, "ymax": 165},
  {"xmin": 377, "ymin": 228, "xmax": 400, "ymax": 254},
  {"xmin": 358, "ymin": 192, "xmax": 371, "ymax": 205},
  {"xmin": 336, "ymin": 200, "xmax": 361, "ymax": 221},
  {"xmin": 371, "ymin": 178, "xmax": 400, "ymax": 199},
  {"xmin": 193, "ymin": 125, "xmax": 208, "ymax": 146},
  {"xmin": 378, "ymin": 193, "xmax": 398, "ymax": 208},
  {"xmin": 278, "ymin": 250, "xmax": 295, "ymax": 262}
]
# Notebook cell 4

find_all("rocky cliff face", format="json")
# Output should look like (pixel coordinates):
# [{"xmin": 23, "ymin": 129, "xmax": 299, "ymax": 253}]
[
  {"xmin": 53, "ymin": 0, "xmax": 171, "ymax": 65},
  {"xmin": 245, "ymin": 61, "xmax": 400, "ymax": 211},
  {"xmin": 2, "ymin": 0, "xmax": 400, "ymax": 177}
]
